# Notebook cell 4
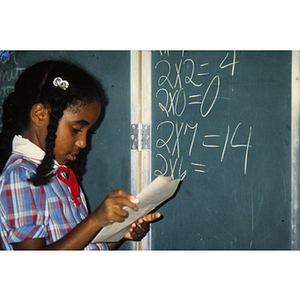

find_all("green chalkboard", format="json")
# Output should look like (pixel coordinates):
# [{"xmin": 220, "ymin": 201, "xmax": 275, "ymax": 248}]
[
  {"xmin": 151, "ymin": 51, "xmax": 291, "ymax": 250},
  {"xmin": 0, "ymin": 50, "xmax": 293, "ymax": 250},
  {"xmin": 0, "ymin": 51, "xmax": 132, "ymax": 250}
]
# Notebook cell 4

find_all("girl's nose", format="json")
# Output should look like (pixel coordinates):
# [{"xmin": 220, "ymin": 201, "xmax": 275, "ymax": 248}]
[{"xmin": 76, "ymin": 136, "xmax": 86, "ymax": 149}]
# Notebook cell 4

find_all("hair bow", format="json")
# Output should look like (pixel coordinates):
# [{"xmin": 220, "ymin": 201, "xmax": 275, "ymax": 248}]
[{"xmin": 53, "ymin": 77, "xmax": 69, "ymax": 90}]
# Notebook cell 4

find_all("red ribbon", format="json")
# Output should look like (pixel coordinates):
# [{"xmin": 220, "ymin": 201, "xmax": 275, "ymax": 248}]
[{"xmin": 57, "ymin": 166, "xmax": 80, "ymax": 207}]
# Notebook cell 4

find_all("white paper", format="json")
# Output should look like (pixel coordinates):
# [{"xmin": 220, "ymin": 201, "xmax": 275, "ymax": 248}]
[{"xmin": 92, "ymin": 176, "xmax": 180, "ymax": 243}]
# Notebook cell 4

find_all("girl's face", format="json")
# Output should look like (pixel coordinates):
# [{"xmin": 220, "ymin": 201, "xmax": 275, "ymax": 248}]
[{"xmin": 53, "ymin": 100, "xmax": 101, "ymax": 165}]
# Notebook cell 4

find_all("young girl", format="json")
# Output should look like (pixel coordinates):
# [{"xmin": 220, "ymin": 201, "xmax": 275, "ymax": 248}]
[{"xmin": 0, "ymin": 60, "xmax": 160, "ymax": 250}]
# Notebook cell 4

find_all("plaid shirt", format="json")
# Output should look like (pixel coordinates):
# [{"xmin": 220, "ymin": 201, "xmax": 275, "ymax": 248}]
[{"xmin": 0, "ymin": 135, "xmax": 108, "ymax": 250}]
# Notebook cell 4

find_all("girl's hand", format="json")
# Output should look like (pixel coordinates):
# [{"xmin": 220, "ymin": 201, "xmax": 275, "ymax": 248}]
[
  {"xmin": 124, "ymin": 212, "xmax": 161, "ymax": 241},
  {"xmin": 92, "ymin": 189, "xmax": 137, "ymax": 229}
]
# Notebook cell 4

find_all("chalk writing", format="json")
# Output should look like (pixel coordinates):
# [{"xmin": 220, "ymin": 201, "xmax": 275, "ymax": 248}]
[
  {"xmin": 153, "ymin": 51, "xmax": 251, "ymax": 180},
  {"xmin": 0, "ymin": 53, "xmax": 25, "ymax": 129}
]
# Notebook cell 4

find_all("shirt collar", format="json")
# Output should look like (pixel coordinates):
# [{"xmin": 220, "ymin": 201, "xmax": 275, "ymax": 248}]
[{"xmin": 12, "ymin": 135, "xmax": 61, "ymax": 168}]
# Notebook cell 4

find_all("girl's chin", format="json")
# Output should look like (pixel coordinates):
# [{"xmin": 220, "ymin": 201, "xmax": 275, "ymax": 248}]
[{"xmin": 55, "ymin": 154, "xmax": 76, "ymax": 165}]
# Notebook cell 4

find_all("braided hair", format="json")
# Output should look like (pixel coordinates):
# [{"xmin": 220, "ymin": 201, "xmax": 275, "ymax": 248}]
[{"xmin": 0, "ymin": 60, "xmax": 106, "ymax": 185}]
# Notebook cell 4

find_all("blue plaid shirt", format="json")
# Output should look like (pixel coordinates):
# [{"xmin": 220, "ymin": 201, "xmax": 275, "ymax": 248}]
[{"xmin": 0, "ymin": 135, "xmax": 108, "ymax": 250}]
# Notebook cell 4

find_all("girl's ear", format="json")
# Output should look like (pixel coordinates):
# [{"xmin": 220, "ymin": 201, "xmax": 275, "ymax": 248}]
[{"xmin": 30, "ymin": 103, "xmax": 50, "ymax": 127}]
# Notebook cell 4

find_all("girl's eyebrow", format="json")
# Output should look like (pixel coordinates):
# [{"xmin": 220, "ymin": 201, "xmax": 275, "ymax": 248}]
[{"xmin": 73, "ymin": 120, "xmax": 90, "ymax": 126}]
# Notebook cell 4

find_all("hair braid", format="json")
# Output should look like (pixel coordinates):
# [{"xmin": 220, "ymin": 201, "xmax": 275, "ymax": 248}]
[{"xmin": 31, "ymin": 89, "xmax": 68, "ymax": 186}]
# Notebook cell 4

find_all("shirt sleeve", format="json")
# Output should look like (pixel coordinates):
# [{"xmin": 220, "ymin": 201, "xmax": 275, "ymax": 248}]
[{"xmin": 0, "ymin": 166, "xmax": 49, "ymax": 244}]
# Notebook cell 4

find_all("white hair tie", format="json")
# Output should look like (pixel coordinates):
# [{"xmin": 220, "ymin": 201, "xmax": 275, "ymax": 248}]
[{"xmin": 53, "ymin": 77, "xmax": 69, "ymax": 90}]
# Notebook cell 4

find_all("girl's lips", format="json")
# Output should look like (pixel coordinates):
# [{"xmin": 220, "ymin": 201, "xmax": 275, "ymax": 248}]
[{"xmin": 68, "ymin": 153, "xmax": 77, "ymax": 161}]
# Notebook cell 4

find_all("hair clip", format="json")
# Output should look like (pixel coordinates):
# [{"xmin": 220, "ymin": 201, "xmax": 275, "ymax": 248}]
[{"xmin": 53, "ymin": 77, "xmax": 69, "ymax": 90}]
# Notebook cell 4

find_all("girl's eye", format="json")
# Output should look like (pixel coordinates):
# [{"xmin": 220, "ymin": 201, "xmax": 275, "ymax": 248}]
[{"xmin": 73, "ymin": 128, "xmax": 83, "ymax": 133}]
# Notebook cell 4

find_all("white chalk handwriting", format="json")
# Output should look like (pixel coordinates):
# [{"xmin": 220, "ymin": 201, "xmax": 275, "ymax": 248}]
[
  {"xmin": 153, "ymin": 51, "xmax": 251, "ymax": 180},
  {"xmin": 0, "ymin": 53, "xmax": 26, "ymax": 129}
]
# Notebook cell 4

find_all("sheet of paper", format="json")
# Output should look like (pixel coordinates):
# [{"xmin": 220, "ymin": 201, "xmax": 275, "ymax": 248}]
[{"xmin": 92, "ymin": 176, "xmax": 180, "ymax": 243}]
